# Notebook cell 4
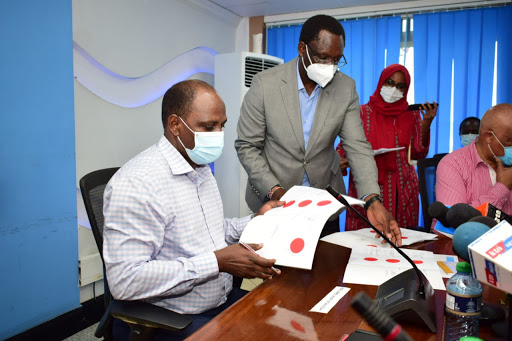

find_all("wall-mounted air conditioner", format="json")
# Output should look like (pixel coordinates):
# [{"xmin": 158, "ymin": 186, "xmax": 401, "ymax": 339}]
[{"xmin": 214, "ymin": 52, "xmax": 284, "ymax": 218}]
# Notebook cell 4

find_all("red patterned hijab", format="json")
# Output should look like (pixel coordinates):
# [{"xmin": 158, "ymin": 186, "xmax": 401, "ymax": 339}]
[
  {"xmin": 368, "ymin": 64, "xmax": 411, "ymax": 116},
  {"xmin": 365, "ymin": 64, "xmax": 413, "ymax": 177}
]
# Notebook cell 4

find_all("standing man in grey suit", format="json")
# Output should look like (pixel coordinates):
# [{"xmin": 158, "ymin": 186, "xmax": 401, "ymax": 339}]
[{"xmin": 235, "ymin": 14, "xmax": 401, "ymax": 245}]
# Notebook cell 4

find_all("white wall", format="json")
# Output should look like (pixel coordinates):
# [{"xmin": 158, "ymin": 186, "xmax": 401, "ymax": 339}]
[{"xmin": 73, "ymin": 0, "xmax": 245, "ymax": 181}]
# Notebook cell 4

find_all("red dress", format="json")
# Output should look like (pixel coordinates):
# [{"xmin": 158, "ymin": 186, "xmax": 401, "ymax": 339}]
[{"xmin": 336, "ymin": 64, "xmax": 430, "ymax": 230}]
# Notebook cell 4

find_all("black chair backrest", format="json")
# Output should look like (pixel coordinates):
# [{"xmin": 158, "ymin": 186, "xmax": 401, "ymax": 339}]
[
  {"xmin": 79, "ymin": 167, "xmax": 120, "ymax": 258},
  {"xmin": 417, "ymin": 153, "xmax": 447, "ymax": 231}
]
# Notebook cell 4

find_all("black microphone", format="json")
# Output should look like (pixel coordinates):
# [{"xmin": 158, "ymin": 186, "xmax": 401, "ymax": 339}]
[
  {"xmin": 468, "ymin": 215, "xmax": 498, "ymax": 228},
  {"xmin": 446, "ymin": 203, "xmax": 482, "ymax": 228},
  {"xmin": 427, "ymin": 201, "xmax": 450, "ymax": 226},
  {"xmin": 351, "ymin": 292, "xmax": 413, "ymax": 341},
  {"xmin": 325, "ymin": 185, "xmax": 425, "ymax": 297}
]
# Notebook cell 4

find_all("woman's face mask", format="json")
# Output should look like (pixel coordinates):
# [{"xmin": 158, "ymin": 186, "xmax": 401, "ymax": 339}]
[
  {"xmin": 177, "ymin": 116, "xmax": 224, "ymax": 165},
  {"xmin": 380, "ymin": 85, "xmax": 404, "ymax": 103}
]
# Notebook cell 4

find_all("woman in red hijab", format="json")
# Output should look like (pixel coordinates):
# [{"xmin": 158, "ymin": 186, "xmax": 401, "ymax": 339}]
[{"xmin": 337, "ymin": 64, "xmax": 437, "ymax": 230}]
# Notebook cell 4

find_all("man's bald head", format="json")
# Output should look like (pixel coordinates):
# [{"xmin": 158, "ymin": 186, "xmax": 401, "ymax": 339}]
[
  {"xmin": 477, "ymin": 103, "xmax": 512, "ymax": 167},
  {"xmin": 480, "ymin": 103, "xmax": 512, "ymax": 136}
]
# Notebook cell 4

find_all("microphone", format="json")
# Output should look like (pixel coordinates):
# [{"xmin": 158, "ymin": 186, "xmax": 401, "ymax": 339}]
[
  {"xmin": 446, "ymin": 203, "xmax": 482, "ymax": 228},
  {"xmin": 452, "ymin": 221, "xmax": 490, "ymax": 261},
  {"xmin": 475, "ymin": 202, "xmax": 512, "ymax": 225},
  {"xmin": 427, "ymin": 201, "xmax": 450, "ymax": 226},
  {"xmin": 468, "ymin": 216, "xmax": 498, "ymax": 228},
  {"xmin": 325, "ymin": 185, "xmax": 425, "ymax": 297},
  {"xmin": 351, "ymin": 292, "xmax": 413, "ymax": 341}
]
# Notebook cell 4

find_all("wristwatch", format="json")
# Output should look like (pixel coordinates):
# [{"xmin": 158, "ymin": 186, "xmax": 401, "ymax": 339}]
[{"xmin": 364, "ymin": 195, "xmax": 383, "ymax": 211}]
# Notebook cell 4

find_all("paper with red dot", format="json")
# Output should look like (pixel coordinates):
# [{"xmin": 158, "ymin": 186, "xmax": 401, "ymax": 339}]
[{"xmin": 239, "ymin": 186, "xmax": 344, "ymax": 270}]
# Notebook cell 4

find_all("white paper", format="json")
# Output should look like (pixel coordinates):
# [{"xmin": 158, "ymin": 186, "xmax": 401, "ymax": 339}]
[
  {"xmin": 321, "ymin": 228, "xmax": 437, "ymax": 249},
  {"xmin": 240, "ymin": 186, "xmax": 343, "ymax": 270},
  {"xmin": 373, "ymin": 146, "xmax": 405, "ymax": 155},
  {"xmin": 309, "ymin": 286, "xmax": 350, "ymax": 314},
  {"xmin": 342, "ymin": 246, "xmax": 446, "ymax": 290}
]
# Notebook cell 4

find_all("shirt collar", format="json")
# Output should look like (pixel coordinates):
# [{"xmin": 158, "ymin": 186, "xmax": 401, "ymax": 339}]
[
  {"xmin": 469, "ymin": 138, "xmax": 487, "ymax": 168},
  {"xmin": 156, "ymin": 135, "xmax": 209, "ymax": 178}
]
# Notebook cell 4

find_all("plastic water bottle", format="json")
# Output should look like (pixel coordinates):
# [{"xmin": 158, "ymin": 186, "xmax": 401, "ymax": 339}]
[{"xmin": 444, "ymin": 262, "xmax": 482, "ymax": 341}]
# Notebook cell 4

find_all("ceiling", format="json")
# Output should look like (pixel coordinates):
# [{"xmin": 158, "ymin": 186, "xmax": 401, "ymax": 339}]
[{"xmin": 207, "ymin": 0, "xmax": 436, "ymax": 17}]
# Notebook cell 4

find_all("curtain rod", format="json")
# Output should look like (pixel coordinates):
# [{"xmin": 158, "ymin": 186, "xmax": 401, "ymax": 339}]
[{"xmin": 265, "ymin": 1, "xmax": 510, "ymax": 27}]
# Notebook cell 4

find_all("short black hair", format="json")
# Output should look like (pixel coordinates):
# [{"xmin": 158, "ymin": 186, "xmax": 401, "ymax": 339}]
[
  {"xmin": 161, "ymin": 80, "xmax": 215, "ymax": 129},
  {"xmin": 299, "ymin": 14, "xmax": 345, "ymax": 45},
  {"xmin": 459, "ymin": 116, "xmax": 480, "ymax": 134}
]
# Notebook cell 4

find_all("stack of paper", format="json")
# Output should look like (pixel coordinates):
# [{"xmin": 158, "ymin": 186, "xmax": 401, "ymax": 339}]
[
  {"xmin": 342, "ymin": 246, "xmax": 446, "ymax": 290},
  {"xmin": 240, "ymin": 186, "xmax": 343, "ymax": 270},
  {"xmin": 321, "ymin": 227, "xmax": 438, "ymax": 249}
]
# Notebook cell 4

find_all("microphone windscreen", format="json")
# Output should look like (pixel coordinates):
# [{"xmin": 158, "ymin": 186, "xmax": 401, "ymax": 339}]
[
  {"xmin": 446, "ymin": 203, "xmax": 482, "ymax": 228},
  {"xmin": 428, "ymin": 201, "xmax": 450, "ymax": 226},
  {"xmin": 468, "ymin": 216, "xmax": 497, "ymax": 228},
  {"xmin": 452, "ymin": 222, "xmax": 490, "ymax": 261}
]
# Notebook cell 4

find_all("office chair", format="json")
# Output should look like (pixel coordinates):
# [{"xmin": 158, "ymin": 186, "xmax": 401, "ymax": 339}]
[
  {"xmin": 79, "ymin": 168, "xmax": 192, "ymax": 341},
  {"xmin": 417, "ymin": 153, "xmax": 448, "ymax": 232}
]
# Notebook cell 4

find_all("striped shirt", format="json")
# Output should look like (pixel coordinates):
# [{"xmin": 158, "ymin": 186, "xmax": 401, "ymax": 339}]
[
  {"xmin": 436, "ymin": 139, "xmax": 512, "ymax": 214},
  {"xmin": 103, "ymin": 136, "xmax": 250, "ymax": 314}
]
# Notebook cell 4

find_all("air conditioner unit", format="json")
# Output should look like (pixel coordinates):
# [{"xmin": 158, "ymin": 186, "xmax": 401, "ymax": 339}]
[{"xmin": 214, "ymin": 52, "xmax": 284, "ymax": 218}]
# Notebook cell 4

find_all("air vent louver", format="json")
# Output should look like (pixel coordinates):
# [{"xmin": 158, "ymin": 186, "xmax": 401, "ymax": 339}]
[{"xmin": 244, "ymin": 57, "xmax": 281, "ymax": 87}]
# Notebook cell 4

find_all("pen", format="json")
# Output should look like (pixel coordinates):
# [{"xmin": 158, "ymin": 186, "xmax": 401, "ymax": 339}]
[{"xmin": 239, "ymin": 241, "xmax": 280, "ymax": 274}]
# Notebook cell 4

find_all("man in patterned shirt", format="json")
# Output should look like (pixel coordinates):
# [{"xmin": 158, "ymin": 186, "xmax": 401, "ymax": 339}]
[
  {"xmin": 436, "ymin": 103, "xmax": 512, "ymax": 214},
  {"xmin": 103, "ymin": 80, "xmax": 283, "ymax": 340}
]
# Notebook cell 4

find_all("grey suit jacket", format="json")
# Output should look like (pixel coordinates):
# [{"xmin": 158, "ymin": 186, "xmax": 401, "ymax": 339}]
[{"xmin": 235, "ymin": 57, "xmax": 380, "ymax": 212}]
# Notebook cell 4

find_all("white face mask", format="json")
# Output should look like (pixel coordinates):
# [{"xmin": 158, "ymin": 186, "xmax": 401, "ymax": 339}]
[
  {"xmin": 380, "ymin": 85, "xmax": 404, "ymax": 103},
  {"xmin": 177, "ymin": 117, "xmax": 224, "ymax": 165},
  {"xmin": 301, "ymin": 45, "xmax": 337, "ymax": 88}
]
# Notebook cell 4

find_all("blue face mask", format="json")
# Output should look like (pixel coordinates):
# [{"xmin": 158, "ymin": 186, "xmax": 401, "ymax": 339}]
[
  {"xmin": 461, "ymin": 134, "xmax": 478, "ymax": 147},
  {"xmin": 489, "ymin": 131, "xmax": 512, "ymax": 166},
  {"xmin": 177, "ymin": 117, "xmax": 224, "ymax": 165}
]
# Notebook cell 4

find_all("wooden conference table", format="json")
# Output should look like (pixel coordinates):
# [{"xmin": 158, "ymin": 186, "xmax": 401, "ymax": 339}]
[{"xmin": 186, "ymin": 235, "xmax": 507, "ymax": 341}]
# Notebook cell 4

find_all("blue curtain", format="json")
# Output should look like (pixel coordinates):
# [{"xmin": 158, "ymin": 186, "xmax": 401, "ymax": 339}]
[
  {"xmin": 414, "ymin": 6, "xmax": 512, "ymax": 154},
  {"xmin": 268, "ymin": 16, "xmax": 402, "ymax": 105}
]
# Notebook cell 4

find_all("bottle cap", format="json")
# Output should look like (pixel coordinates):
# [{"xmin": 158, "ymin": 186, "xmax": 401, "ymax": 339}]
[
  {"xmin": 459, "ymin": 337, "xmax": 484, "ymax": 341},
  {"xmin": 456, "ymin": 261, "xmax": 473, "ymax": 274}
]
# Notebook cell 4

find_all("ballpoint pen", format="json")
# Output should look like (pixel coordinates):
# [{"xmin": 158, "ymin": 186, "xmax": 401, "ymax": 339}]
[{"xmin": 239, "ymin": 241, "xmax": 280, "ymax": 274}]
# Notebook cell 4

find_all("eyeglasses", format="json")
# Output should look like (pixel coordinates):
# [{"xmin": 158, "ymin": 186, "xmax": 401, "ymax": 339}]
[
  {"xmin": 306, "ymin": 43, "xmax": 348, "ymax": 69},
  {"xmin": 384, "ymin": 78, "xmax": 407, "ymax": 92}
]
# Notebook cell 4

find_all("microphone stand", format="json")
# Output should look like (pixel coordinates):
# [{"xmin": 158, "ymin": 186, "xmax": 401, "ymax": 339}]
[
  {"xmin": 326, "ymin": 185, "xmax": 425, "ymax": 297},
  {"xmin": 326, "ymin": 185, "xmax": 437, "ymax": 332}
]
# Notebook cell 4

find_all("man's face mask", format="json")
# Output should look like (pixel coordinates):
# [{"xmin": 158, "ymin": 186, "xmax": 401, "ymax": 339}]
[
  {"xmin": 177, "ymin": 116, "xmax": 224, "ymax": 165},
  {"xmin": 488, "ymin": 131, "xmax": 512, "ymax": 166},
  {"xmin": 461, "ymin": 134, "xmax": 478, "ymax": 147},
  {"xmin": 301, "ymin": 44, "xmax": 337, "ymax": 88}
]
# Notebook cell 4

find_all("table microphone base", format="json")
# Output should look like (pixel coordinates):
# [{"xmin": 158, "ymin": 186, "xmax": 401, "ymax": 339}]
[{"xmin": 374, "ymin": 268, "xmax": 437, "ymax": 333}]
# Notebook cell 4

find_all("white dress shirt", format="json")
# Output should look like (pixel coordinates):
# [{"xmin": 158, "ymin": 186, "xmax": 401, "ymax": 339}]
[{"xmin": 103, "ymin": 136, "xmax": 251, "ymax": 314}]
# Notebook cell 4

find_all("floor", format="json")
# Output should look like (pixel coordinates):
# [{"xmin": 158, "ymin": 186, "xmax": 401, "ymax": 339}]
[{"xmin": 63, "ymin": 323, "xmax": 101, "ymax": 341}]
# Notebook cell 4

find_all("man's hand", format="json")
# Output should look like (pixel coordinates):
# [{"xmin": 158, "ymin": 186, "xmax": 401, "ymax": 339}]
[
  {"xmin": 214, "ymin": 243, "xmax": 281, "ymax": 280},
  {"xmin": 495, "ymin": 157, "xmax": 512, "ymax": 189},
  {"xmin": 254, "ymin": 200, "xmax": 285, "ymax": 217},
  {"xmin": 366, "ymin": 199, "xmax": 402, "ymax": 247}
]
